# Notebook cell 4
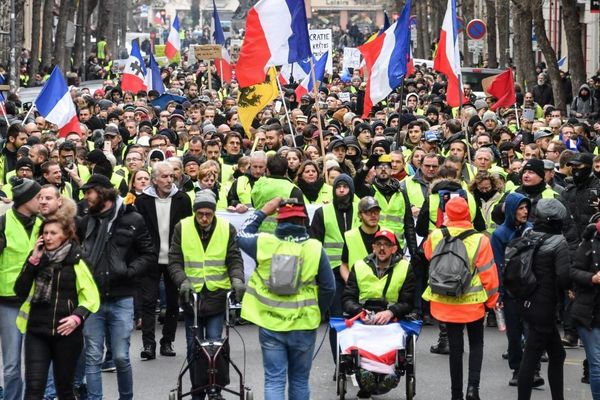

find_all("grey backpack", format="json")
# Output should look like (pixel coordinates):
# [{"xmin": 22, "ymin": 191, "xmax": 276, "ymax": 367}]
[{"xmin": 428, "ymin": 227, "xmax": 478, "ymax": 297}]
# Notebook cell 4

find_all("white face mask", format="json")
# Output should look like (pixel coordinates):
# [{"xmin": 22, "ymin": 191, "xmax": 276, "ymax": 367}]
[{"xmin": 538, "ymin": 79, "xmax": 545, "ymax": 85}]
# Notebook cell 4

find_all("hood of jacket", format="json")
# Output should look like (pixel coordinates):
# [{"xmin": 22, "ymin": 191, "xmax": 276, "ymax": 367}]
[
  {"xmin": 142, "ymin": 183, "xmax": 179, "ymax": 199},
  {"xmin": 503, "ymin": 192, "xmax": 531, "ymax": 229}
]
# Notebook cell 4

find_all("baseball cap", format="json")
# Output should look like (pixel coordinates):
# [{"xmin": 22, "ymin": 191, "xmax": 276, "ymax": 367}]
[
  {"xmin": 424, "ymin": 130, "xmax": 440, "ymax": 142},
  {"xmin": 374, "ymin": 229, "xmax": 397, "ymax": 246},
  {"xmin": 276, "ymin": 199, "xmax": 307, "ymax": 220},
  {"xmin": 104, "ymin": 124, "xmax": 119, "ymax": 136},
  {"xmin": 533, "ymin": 129, "xmax": 553, "ymax": 141},
  {"xmin": 567, "ymin": 153, "xmax": 594, "ymax": 166},
  {"xmin": 80, "ymin": 174, "xmax": 113, "ymax": 191},
  {"xmin": 543, "ymin": 159, "xmax": 555, "ymax": 170},
  {"xmin": 358, "ymin": 196, "xmax": 380, "ymax": 213}
]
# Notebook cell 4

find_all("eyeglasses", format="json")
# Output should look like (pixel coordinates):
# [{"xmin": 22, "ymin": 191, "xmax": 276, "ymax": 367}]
[
  {"xmin": 196, "ymin": 211, "xmax": 214, "ymax": 218},
  {"xmin": 376, "ymin": 164, "xmax": 390, "ymax": 170},
  {"xmin": 373, "ymin": 241, "xmax": 393, "ymax": 249}
]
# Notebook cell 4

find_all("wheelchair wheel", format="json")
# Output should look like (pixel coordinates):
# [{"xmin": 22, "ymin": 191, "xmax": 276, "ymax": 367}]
[
  {"xmin": 245, "ymin": 388, "xmax": 254, "ymax": 400},
  {"xmin": 337, "ymin": 372, "xmax": 347, "ymax": 400},
  {"xmin": 168, "ymin": 389, "xmax": 177, "ymax": 400}
]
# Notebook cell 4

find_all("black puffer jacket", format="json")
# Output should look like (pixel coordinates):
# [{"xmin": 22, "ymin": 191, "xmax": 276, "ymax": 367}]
[
  {"xmin": 521, "ymin": 199, "xmax": 571, "ymax": 332},
  {"xmin": 14, "ymin": 242, "xmax": 94, "ymax": 336},
  {"xmin": 570, "ymin": 223, "xmax": 600, "ymax": 329},
  {"xmin": 342, "ymin": 253, "xmax": 415, "ymax": 319},
  {"xmin": 77, "ymin": 199, "xmax": 156, "ymax": 299},
  {"xmin": 561, "ymin": 175, "xmax": 600, "ymax": 241}
]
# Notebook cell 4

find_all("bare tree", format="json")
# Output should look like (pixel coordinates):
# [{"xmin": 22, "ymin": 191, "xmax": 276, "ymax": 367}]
[
  {"xmin": 496, "ymin": 0, "xmax": 510, "ymax": 68},
  {"xmin": 529, "ymin": 0, "xmax": 565, "ymax": 111},
  {"xmin": 416, "ymin": 0, "xmax": 429, "ymax": 59},
  {"xmin": 461, "ymin": 0, "xmax": 474, "ymax": 66},
  {"xmin": 485, "ymin": 0, "xmax": 498, "ymax": 68},
  {"xmin": 97, "ymin": 0, "xmax": 117, "ymax": 59},
  {"xmin": 40, "ymin": 0, "xmax": 54, "ymax": 71},
  {"xmin": 511, "ymin": 0, "xmax": 536, "ymax": 90},
  {"xmin": 561, "ymin": 0, "xmax": 586, "ymax": 99},
  {"xmin": 28, "ymin": 0, "xmax": 43, "ymax": 81},
  {"xmin": 54, "ymin": 0, "xmax": 77, "ymax": 73}
]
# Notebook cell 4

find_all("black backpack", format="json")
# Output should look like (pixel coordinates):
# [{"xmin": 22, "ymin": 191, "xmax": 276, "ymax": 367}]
[
  {"xmin": 502, "ymin": 231, "xmax": 551, "ymax": 299},
  {"xmin": 429, "ymin": 227, "xmax": 478, "ymax": 297}
]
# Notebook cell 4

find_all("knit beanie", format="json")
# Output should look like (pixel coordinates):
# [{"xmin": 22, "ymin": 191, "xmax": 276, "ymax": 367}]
[
  {"xmin": 445, "ymin": 196, "xmax": 471, "ymax": 222},
  {"xmin": 11, "ymin": 177, "xmax": 41, "ymax": 208},
  {"xmin": 522, "ymin": 158, "xmax": 545, "ymax": 180},
  {"xmin": 194, "ymin": 189, "xmax": 217, "ymax": 211},
  {"xmin": 16, "ymin": 157, "xmax": 34, "ymax": 171}
]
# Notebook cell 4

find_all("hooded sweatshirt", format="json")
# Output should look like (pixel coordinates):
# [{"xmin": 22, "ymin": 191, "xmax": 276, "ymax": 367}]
[
  {"xmin": 570, "ymin": 84, "xmax": 599, "ymax": 119},
  {"xmin": 490, "ymin": 192, "xmax": 532, "ymax": 272}
]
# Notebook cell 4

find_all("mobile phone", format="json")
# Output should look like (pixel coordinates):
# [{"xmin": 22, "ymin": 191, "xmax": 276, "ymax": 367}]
[
  {"xmin": 104, "ymin": 140, "xmax": 112, "ymax": 153},
  {"xmin": 500, "ymin": 151, "xmax": 509, "ymax": 169}
]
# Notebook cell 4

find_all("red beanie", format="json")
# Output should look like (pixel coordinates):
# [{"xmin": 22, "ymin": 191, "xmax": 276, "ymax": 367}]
[{"xmin": 445, "ymin": 196, "xmax": 470, "ymax": 222}]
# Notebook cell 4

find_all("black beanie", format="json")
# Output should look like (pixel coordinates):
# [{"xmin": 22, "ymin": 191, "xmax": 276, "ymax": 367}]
[
  {"xmin": 522, "ymin": 158, "xmax": 545, "ymax": 180},
  {"xmin": 10, "ymin": 177, "xmax": 41, "ymax": 208}
]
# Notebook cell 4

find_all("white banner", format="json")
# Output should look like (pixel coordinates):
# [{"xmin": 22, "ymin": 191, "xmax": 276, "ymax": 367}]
[
  {"xmin": 309, "ymin": 29, "xmax": 333, "ymax": 75},
  {"xmin": 343, "ymin": 47, "xmax": 361, "ymax": 69}
]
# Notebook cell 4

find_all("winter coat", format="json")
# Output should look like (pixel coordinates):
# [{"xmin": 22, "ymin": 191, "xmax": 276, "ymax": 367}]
[{"xmin": 570, "ymin": 224, "xmax": 600, "ymax": 329}]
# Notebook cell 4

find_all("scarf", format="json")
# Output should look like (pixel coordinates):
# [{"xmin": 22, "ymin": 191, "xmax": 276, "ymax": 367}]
[
  {"xmin": 373, "ymin": 177, "xmax": 400, "ymax": 199},
  {"xmin": 222, "ymin": 152, "xmax": 243, "ymax": 165},
  {"xmin": 520, "ymin": 181, "xmax": 546, "ymax": 197},
  {"xmin": 31, "ymin": 241, "xmax": 73, "ymax": 305},
  {"xmin": 297, "ymin": 178, "xmax": 324, "ymax": 203},
  {"xmin": 83, "ymin": 199, "xmax": 120, "ymax": 269}
]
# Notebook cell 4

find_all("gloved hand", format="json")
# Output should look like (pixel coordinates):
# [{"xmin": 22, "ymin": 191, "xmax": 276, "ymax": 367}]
[
  {"xmin": 178, "ymin": 279, "xmax": 194, "ymax": 309},
  {"xmin": 231, "ymin": 278, "xmax": 246, "ymax": 303},
  {"xmin": 366, "ymin": 153, "xmax": 380, "ymax": 169}
]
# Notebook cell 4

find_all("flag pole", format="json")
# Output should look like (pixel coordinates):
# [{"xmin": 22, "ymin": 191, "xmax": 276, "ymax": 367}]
[
  {"xmin": 21, "ymin": 103, "xmax": 36, "ymax": 125},
  {"xmin": 309, "ymin": 57, "xmax": 328, "ymax": 183},
  {"xmin": 515, "ymin": 103, "xmax": 520, "ymax": 130},
  {"xmin": 275, "ymin": 76, "xmax": 297, "ymax": 148},
  {"xmin": 0, "ymin": 102, "xmax": 9, "ymax": 126}
]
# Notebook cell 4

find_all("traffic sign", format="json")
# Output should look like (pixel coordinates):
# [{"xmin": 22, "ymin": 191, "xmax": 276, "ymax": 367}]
[
  {"xmin": 466, "ymin": 19, "xmax": 487, "ymax": 40},
  {"xmin": 409, "ymin": 15, "xmax": 417, "ymax": 28}
]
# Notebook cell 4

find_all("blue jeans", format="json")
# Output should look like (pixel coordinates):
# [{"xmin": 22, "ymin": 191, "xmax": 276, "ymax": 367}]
[
  {"xmin": 84, "ymin": 297, "xmax": 134, "ymax": 400},
  {"xmin": 578, "ymin": 326, "xmax": 600, "ymax": 399},
  {"xmin": 44, "ymin": 363, "xmax": 56, "ymax": 399},
  {"xmin": 259, "ymin": 328, "xmax": 317, "ymax": 400},
  {"xmin": 0, "ymin": 303, "xmax": 23, "ymax": 400}
]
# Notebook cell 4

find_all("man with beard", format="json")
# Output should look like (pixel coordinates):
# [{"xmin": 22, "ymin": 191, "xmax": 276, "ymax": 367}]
[
  {"xmin": 310, "ymin": 174, "xmax": 361, "ymax": 363},
  {"xmin": 77, "ymin": 174, "xmax": 155, "ymax": 400},
  {"xmin": 355, "ymin": 154, "xmax": 417, "ymax": 257}
]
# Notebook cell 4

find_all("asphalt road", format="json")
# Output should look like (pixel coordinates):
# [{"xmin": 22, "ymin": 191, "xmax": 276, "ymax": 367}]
[{"xmin": 101, "ymin": 320, "xmax": 593, "ymax": 400}]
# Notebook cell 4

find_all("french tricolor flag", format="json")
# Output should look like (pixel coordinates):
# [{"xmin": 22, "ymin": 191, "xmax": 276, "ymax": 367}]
[
  {"xmin": 34, "ymin": 67, "xmax": 80, "ymax": 137},
  {"xmin": 145, "ymin": 52, "xmax": 164, "ymax": 94},
  {"xmin": 359, "ymin": 0, "xmax": 412, "ymax": 118},
  {"xmin": 434, "ymin": 0, "xmax": 467, "ymax": 107},
  {"xmin": 330, "ymin": 318, "xmax": 420, "ymax": 375},
  {"xmin": 122, "ymin": 39, "xmax": 147, "ymax": 93},
  {"xmin": 295, "ymin": 53, "xmax": 328, "ymax": 99},
  {"xmin": 212, "ymin": 0, "xmax": 233, "ymax": 83},
  {"xmin": 236, "ymin": 0, "xmax": 312, "ymax": 88},
  {"xmin": 165, "ymin": 15, "xmax": 181, "ymax": 61}
]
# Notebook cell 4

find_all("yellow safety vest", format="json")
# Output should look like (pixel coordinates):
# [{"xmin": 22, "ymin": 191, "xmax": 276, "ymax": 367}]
[
  {"xmin": 354, "ymin": 258, "xmax": 409, "ymax": 304},
  {"xmin": 402, "ymin": 176, "xmax": 427, "ymax": 209},
  {"xmin": 373, "ymin": 187, "xmax": 406, "ymax": 247},
  {"xmin": 16, "ymin": 259, "xmax": 100, "ymax": 333},
  {"xmin": 428, "ymin": 192, "xmax": 478, "ymax": 232},
  {"xmin": 235, "ymin": 175, "xmax": 253, "ymax": 206},
  {"xmin": 344, "ymin": 227, "xmax": 369, "ymax": 269},
  {"xmin": 180, "ymin": 216, "xmax": 231, "ymax": 292},
  {"xmin": 241, "ymin": 233, "xmax": 322, "ymax": 332},
  {"xmin": 303, "ymin": 183, "xmax": 333, "ymax": 205},
  {"xmin": 322, "ymin": 202, "xmax": 360, "ymax": 268},
  {"xmin": 251, "ymin": 176, "xmax": 297, "ymax": 234},
  {"xmin": 0, "ymin": 210, "xmax": 42, "ymax": 297},
  {"xmin": 422, "ymin": 227, "xmax": 489, "ymax": 305}
]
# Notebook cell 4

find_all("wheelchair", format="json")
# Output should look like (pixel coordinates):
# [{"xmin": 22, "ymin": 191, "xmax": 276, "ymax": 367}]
[
  {"xmin": 330, "ymin": 308, "xmax": 421, "ymax": 400},
  {"xmin": 168, "ymin": 292, "xmax": 253, "ymax": 400}
]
